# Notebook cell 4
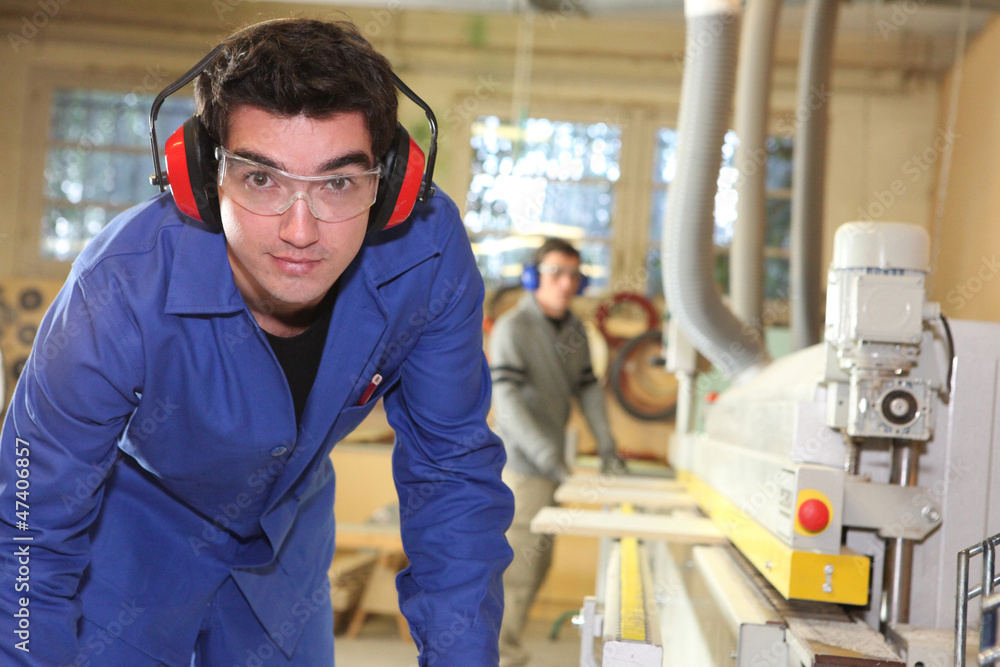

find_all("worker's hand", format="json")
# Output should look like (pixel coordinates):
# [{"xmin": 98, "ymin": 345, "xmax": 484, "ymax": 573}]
[{"xmin": 600, "ymin": 453, "xmax": 628, "ymax": 476}]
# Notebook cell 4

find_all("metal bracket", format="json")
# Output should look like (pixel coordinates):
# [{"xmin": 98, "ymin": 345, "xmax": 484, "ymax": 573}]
[
  {"xmin": 887, "ymin": 624, "xmax": 966, "ymax": 667},
  {"xmin": 738, "ymin": 623, "xmax": 787, "ymax": 667},
  {"xmin": 602, "ymin": 640, "xmax": 664, "ymax": 666},
  {"xmin": 575, "ymin": 596, "xmax": 603, "ymax": 667},
  {"xmin": 842, "ymin": 479, "xmax": 942, "ymax": 540}
]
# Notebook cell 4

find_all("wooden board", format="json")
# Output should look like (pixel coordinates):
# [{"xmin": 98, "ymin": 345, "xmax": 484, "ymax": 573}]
[
  {"xmin": 564, "ymin": 473, "xmax": 684, "ymax": 493},
  {"xmin": 530, "ymin": 507, "xmax": 725, "ymax": 544},
  {"xmin": 555, "ymin": 483, "xmax": 698, "ymax": 510},
  {"xmin": 336, "ymin": 523, "xmax": 404, "ymax": 552},
  {"xmin": 691, "ymin": 545, "xmax": 781, "ymax": 632}
]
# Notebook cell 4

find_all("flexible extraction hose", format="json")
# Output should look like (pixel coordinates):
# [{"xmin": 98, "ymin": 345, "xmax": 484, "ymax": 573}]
[
  {"xmin": 789, "ymin": 0, "xmax": 839, "ymax": 350},
  {"xmin": 731, "ymin": 0, "xmax": 784, "ymax": 338},
  {"xmin": 663, "ymin": 0, "xmax": 769, "ymax": 380}
]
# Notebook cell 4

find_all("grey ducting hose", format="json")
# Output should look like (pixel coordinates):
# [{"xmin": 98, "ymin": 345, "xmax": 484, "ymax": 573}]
[
  {"xmin": 790, "ymin": 0, "xmax": 839, "ymax": 350},
  {"xmin": 731, "ymin": 0, "xmax": 784, "ymax": 337},
  {"xmin": 663, "ymin": 0, "xmax": 769, "ymax": 380}
]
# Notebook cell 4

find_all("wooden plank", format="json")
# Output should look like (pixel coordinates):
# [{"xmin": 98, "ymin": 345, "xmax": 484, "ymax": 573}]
[
  {"xmin": 530, "ymin": 507, "xmax": 725, "ymax": 544},
  {"xmin": 691, "ymin": 546, "xmax": 780, "ymax": 633},
  {"xmin": 787, "ymin": 616, "xmax": 905, "ymax": 666},
  {"xmin": 729, "ymin": 548, "xmax": 904, "ymax": 666},
  {"xmin": 555, "ymin": 483, "xmax": 698, "ymax": 510},
  {"xmin": 564, "ymin": 473, "xmax": 684, "ymax": 493},
  {"xmin": 336, "ymin": 523, "xmax": 404, "ymax": 552}
]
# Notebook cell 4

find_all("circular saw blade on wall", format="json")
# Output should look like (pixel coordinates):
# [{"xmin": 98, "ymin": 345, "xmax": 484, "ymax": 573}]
[{"xmin": 0, "ymin": 279, "xmax": 66, "ymax": 410}]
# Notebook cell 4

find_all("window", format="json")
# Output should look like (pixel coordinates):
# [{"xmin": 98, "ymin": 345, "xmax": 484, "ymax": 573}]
[
  {"xmin": 464, "ymin": 115, "xmax": 622, "ymax": 291},
  {"xmin": 43, "ymin": 89, "xmax": 195, "ymax": 261},
  {"xmin": 646, "ymin": 129, "xmax": 794, "ymax": 302}
]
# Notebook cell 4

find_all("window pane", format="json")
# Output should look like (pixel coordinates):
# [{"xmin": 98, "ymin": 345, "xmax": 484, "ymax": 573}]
[
  {"xmin": 653, "ymin": 128, "xmax": 678, "ymax": 186},
  {"xmin": 765, "ymin": 197, "xmax": 792, "ymax": 249},
  {"xmin": 538, "ymin": 181, "xmax": 614, "ymax": 239},
  {"xmin": 649, "ymin": 188, "xmax": 666, "ymax": 244},
  {"xmin": 470, "ymin": 236, "xmax": 538, "ymax": 289},
  {"xmin": 649, "ymin": 130, "xmax": 740, "ymax": 249},
  {"xmin": 715, "ymin": 252, "xmax": 730, "ymax": 296},
  {"xmin": 765, "ymin": 136, "xmax": 794, "ymax": 191},
  {"xmin": 42, "ymin": 88, "xmax": 196, "ymax": 261},
  {"xmin": 647, "ymin": 128, "xmax": 793, "ymax": 302},
  {"xmin": 42, "ymin": 205, "xmax": 111, "ymax": 261},
  {"xmin": 714, "ymin": 130, "xmax": 740, "ymax": 247},
  {"xmin": 764, "ymin": 256, "xmax": 789, "ymax": 301},
  {"xmin": 646, "ymin": 247, "xmax": 663, "ymax": 298},
  {"xmin": 465, "ymin": 175, "xmax": 614, "ymax": 238},
  {"xmin": 646, "ymin": 250, "xmax": 731, "ymax": 299},
  {"xmin": 466, "ymin": 115, "xmax": 620, "ymax": 289},
  {"xmin": 578, "ymin": 242, "xmax": 610, "ymax": 290}
]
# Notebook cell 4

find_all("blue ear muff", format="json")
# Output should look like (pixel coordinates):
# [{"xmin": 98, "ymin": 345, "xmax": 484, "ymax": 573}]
[
  {"xmin": 521, "ymin": 264, "xmax": 589, "ymax": 295},
  {"xmin": 521, "ymin": 264, "xmax": 540, "ymax": 291}
]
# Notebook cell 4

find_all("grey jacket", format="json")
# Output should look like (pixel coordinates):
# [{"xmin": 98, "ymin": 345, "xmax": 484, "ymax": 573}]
[{"xmin": 489, "ymin": 293, "xmax": 616, "ymax": 481}]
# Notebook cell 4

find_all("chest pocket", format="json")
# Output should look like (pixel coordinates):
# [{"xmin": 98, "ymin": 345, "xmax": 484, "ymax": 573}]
[{"xmin": 332, "ymin": 368, "xmax": 401, "ymax": 442}]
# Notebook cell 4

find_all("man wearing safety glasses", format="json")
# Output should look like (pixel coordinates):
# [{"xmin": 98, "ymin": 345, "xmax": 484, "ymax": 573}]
[
  {"xmin": 0, "ymin": 18, "xmax": 513, "ymax": 667},
  {"xmin": 489, "ymin": 238, "xmax": 625, "ymax": 667}
]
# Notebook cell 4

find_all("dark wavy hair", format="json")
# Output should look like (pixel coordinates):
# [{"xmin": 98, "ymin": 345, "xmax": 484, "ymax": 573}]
[
  {"xmin": 535, "ymin": 237, "xmax": 581, "ymax": 265},
  {"xmin": 195, "ymin": 18, "xmax": 398, "ymax": 160}
]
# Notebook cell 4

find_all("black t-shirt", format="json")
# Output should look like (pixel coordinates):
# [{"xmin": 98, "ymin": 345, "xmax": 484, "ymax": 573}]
[
  {"xmin": 264, "ymin": 290, "xmax": 336, "ymax": 425},
  {"xmin": 546, "ymin": 313, "xmax": 570, "ymax": 331}
]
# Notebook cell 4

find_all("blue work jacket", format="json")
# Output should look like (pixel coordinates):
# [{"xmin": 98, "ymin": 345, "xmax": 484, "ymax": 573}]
[{"xmin": 0, "ymin": 191, "xmax": 513, "ymax": 665}]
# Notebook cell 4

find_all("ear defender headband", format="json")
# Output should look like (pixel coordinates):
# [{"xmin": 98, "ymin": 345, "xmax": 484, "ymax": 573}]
[
  {"xmin": 521, "ymin": 264, "xmax": 589, "ymax": 295},
  {"xmin": 148, "ymin": 21, "xmax": 437, "ymax": 233}
]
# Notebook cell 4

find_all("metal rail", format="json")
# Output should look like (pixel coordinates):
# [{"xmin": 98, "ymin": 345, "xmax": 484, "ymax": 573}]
[{"xmin": 956, "ymin": 532, "xmax": 1000, "ymax": 666}]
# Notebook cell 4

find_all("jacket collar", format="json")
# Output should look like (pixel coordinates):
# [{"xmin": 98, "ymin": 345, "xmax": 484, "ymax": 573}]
[{"xmin": 164, "ymin": 224, "xmax": 244, "ymax": 315}]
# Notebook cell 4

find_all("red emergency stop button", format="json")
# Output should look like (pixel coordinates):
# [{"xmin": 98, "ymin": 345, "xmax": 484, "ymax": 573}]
[{"xmin": 797, "ymin": 498, "xmax": 830, "ymax": 533}]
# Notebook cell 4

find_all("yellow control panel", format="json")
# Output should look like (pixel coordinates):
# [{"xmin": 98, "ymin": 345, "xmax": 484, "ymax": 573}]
[{"xmin": 683, "ymin": 472, "xmax": 870, "ymax": 606}]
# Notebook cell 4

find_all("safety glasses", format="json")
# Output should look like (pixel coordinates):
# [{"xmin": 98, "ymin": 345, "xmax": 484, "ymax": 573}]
[
  {"xmin": 538, "ymin": 263, "xmax": 584, "ymax": 282},
  {"xmin": 215, "ymin": 147, "xmax": 381, "ymax": 223}
]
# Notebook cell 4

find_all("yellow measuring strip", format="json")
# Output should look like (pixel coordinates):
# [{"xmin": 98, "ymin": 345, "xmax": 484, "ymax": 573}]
[{"xmin": 618, "ymin": 504, "xmax": 647, "ymax": 642}]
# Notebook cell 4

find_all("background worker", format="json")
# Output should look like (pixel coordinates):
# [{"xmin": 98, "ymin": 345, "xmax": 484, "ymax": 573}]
[{"xmin": 489, "ymin": 237, "xmax": 625, "ymax": 666}]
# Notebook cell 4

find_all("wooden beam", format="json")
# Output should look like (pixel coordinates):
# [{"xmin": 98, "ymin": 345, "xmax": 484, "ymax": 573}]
[
  {"xmin": 555, "ymin": 483, "xmax": 699, "ymax": 510},
  {"xmin": 531, "ymin": 506, "xmax": 725, "ymax": 544}
]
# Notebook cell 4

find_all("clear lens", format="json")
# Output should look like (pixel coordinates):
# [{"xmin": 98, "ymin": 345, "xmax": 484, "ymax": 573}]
[
  {"xmin": 538, "ymin": 263, "xmax": 583, "ymax": 282},
  {"xmin": 216, "ymin": 147, "xmax": 380, "ymax": 223}
]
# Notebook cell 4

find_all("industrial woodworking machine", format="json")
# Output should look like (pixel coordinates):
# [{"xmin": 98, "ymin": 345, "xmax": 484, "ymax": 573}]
[
  {"xmin": 671, "ymin": 220, "xmax": 1000, "ymax": 666},
  {"xmin": 535, "ymin": 222, "xmax": 1000, "ymax": 666}
]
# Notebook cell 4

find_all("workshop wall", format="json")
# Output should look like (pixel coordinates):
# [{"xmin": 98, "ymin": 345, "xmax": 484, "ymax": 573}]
[{"xmin": 929, "ymin": 18, "xmax": 1000, "ymax": 322}]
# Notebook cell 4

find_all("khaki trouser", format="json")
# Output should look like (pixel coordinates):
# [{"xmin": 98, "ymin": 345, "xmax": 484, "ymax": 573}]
[{"xmin": 499, "ymin": 471, "xmax": 559, "ymax": 667}]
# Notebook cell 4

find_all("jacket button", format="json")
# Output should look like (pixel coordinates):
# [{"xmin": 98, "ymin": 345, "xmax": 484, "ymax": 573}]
[{"xmin": 270, "ymin": 446, "xmax": 288, "ymax": 457}]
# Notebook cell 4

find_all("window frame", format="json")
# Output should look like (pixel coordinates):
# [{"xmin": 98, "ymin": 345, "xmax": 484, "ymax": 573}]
[
  {"xmin": 16, "ymin": 67, "xmax": 193, "ymax": 279},
  {"xmin": 642, "ymin": 116, "xmax": 796, "ymax": 321},
  {"xmin": 455, "ymin": 97, "xmax": 658, "ymax": 296}
]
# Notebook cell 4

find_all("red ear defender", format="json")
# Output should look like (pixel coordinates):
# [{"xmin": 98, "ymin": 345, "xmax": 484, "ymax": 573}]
[
  {"xmin": 368, "ymin": 124, "xmax": 427, "ymax": 233},
  {"xmin": 161, "ymin": 117, "xmax": 221, "ymax": 229}
]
